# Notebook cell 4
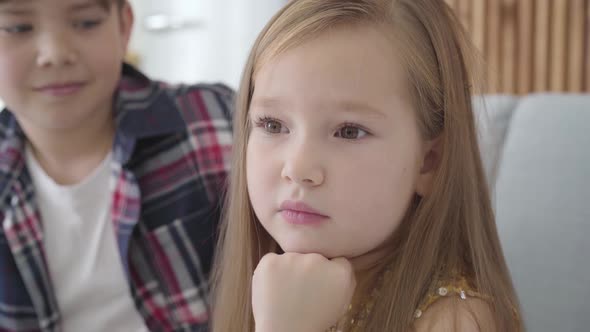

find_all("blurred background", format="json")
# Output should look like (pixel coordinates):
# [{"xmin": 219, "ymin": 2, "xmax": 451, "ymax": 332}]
[
  {"xmin": 125, "ymin": 0, "xmax": 287, "ymax": 89},
  {"xmin": 123, "ymin": 0, "xmax": 590, "ymax": 93},
  {"xmin": 444, "ymin": 0, "xmax": 589, "ymax": 94}
]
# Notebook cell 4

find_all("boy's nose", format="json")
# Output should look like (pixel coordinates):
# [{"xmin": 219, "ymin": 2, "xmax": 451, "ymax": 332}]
[{"xmin": 36, "ymin": 33, "xmax": 79, "ymax": 67}]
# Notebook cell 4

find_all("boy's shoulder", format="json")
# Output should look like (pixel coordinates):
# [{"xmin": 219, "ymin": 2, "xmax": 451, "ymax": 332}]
[
  {"xmin": 112, "ymin": 65, "xmax": 234, "ymax": 180},
  {"xmin": 116, "ymin": 64, "xmax": 235, "ymax": 128},
  {"xmin": 0, "ymin": 109, "xmax": 20, "ymax": 137}
]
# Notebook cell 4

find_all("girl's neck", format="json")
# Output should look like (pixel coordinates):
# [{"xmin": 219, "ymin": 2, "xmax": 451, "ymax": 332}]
[
  {"xmin": 350, "ymin": 245, "xmax": 392, "ymax": 272},
  {"xmin": 352, "ymin": 263, "xmax": 387, "ymax": 307},
  {"xmin": 331, "ymin": 257, "xmax": 393, "ymax": 331},
  {"xmin": 337, "ymin": 242, "xmax": 400, "ymax": 329}
]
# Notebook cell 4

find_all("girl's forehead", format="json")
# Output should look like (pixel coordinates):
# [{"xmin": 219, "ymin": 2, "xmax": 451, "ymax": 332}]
[{"xmin": 253, "ymin": 26, "xmax": 410, "ymax": 107}]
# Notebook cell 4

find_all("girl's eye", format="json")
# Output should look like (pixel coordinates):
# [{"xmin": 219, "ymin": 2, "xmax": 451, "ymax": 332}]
[
  {"xmin": 264, "ymin": 120, "xmax": 282, "ymax": 133},
  {"xmin": 254, "ymin": 117, "xmax": 289, "ymax": 134},
  {"xmin": 1, "ymin": 24, "xmax": 33, "ymax": 34},
  {"xmin": 334, "ymin": 125, "xmax": 369, "ymax": 140}
]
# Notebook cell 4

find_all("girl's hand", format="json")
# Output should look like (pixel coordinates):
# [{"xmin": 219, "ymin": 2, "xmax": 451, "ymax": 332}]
[{"xmin": 252, "ymin": 253, "xmax": 356, "ymax": 332}]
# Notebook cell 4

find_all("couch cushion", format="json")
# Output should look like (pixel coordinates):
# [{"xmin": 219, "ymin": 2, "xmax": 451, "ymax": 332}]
[
  {"xmin": 473, "ymin": 95, "xmax": 519, "ymax": 188},
  {"xmin": 494, "ymin": 94, "xmax": 590, "ymax": 332}
]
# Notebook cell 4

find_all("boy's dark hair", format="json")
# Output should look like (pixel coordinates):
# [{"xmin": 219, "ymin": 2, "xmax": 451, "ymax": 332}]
[{"xmin": 97, "ymin": 0, "xmax": 125, "ymax": 11}]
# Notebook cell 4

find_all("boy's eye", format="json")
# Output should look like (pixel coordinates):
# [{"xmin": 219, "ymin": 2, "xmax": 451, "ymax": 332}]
[
  {"xmin": 73, "ymin": 19, "xmax": 103, "ymax": 29},
  {"xmin": 334, "ymin": 125, "xmax": 369, "ymax": 140},
  {"xmin": 0, "ymin": 24, "xmax": 33, "ymax": 34}
]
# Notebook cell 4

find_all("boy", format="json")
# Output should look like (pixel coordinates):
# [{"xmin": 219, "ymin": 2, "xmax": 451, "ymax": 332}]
[{"xmin": 0, "ymin": 0, "xmax": 233, "ymax": 331}]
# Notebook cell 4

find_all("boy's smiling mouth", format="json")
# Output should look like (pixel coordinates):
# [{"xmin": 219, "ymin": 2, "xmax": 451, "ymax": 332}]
[{"xmin": 34, "ymin": 81, "xmax": 87, "ymax": 97}]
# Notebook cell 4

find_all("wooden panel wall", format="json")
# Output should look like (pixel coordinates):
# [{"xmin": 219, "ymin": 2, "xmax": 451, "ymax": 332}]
[{"xmin": 445, "ymin": 0, "xmax": 590, "ymax": 94}]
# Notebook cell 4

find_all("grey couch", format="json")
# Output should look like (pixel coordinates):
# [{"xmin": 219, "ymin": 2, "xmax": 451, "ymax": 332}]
[{"xmin": 476, "ymin": 94, "xmax": 590, "ymax": 332}]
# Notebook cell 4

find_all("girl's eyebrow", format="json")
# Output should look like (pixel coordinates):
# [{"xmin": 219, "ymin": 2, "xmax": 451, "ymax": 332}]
[
  {"xmin": 251, "ymin": 97, "xmax": 387, "ymax": 119},
  {"xmin": 250, "ymin": 97, "xmax": 289, "ymax": 110},
  {"xmin": 334, "ymin": 101, "xmax": 387, "ymax": 119}
]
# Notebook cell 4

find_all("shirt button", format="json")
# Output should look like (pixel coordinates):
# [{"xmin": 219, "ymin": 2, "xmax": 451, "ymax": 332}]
[
  {"xmin": 415, "ymin": 309, "xmax": 423, "ymax": 318},
  {"xmin": 3, "ymin": 216, "xmax": 13, "ymax": 229},
  {"xmin": 460, "ymin": 290, "xmax": 467, "ymax": 300}
]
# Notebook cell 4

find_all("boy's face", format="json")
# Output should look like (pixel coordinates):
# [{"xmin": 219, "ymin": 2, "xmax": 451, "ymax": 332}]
[{"xmin": 0, "ymin": 0, "xmax": 133, "ymax": 132}]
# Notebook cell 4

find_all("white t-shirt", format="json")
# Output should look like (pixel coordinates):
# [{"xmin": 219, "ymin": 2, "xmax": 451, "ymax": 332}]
[{"xmin": 25, "ymin": 147, "xmax": 147, "ymax": 332}]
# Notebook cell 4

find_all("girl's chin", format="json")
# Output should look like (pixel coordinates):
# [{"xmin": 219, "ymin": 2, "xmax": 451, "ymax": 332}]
[
  {"xmin": 278, "ymin": 244, "xmax": 355, "ymax": 260},
  {"xmin": 279, "ymin": 245, "xmax": 338, "ymax": 258}
]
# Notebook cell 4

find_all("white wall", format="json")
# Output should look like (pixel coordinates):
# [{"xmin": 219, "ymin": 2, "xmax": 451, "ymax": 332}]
[{"xmin": 127, "ymin": 0, "xmax": 286, "ymax": 88}]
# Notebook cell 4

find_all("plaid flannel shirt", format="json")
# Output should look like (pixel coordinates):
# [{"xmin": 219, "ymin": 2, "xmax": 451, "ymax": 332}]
[{"xmin": 0, "ymin": 64, "xmax": 233, "ymax": 332}]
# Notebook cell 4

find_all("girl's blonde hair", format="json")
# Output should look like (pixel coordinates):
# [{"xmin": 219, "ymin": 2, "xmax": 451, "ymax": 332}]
[{"xmin": 211, "ymin": 0, "xmax": 522, "ymax": 331}]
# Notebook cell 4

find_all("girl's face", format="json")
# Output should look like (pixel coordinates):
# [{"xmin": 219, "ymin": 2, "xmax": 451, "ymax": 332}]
[{"xmin": 247, "ymin": 25, "xmax": 430, "ymax": 262}]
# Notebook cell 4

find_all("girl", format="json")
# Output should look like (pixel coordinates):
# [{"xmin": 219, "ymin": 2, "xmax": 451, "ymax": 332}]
[{"xmin": 212, "ymin": 0, "xmax": 522, "ymax": 331}]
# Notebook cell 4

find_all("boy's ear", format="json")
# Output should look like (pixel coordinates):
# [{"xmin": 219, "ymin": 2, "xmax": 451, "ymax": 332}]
[
  {"xmin": 119, "ymin": 2, "xmax": 135, "ymax": 51},
  {"xmin": 416, "ymin": 135, "xmax": 443, "ymax": 197}
]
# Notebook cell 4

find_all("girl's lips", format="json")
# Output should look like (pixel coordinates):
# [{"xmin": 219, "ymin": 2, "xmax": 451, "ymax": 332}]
[
  {"xmin": 279, "ymin": 200, "xmax": 329, "ymax": 225},
  {"xmin": 280, "ymin": 210, "xmax": 329, "ymax": 225}
]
